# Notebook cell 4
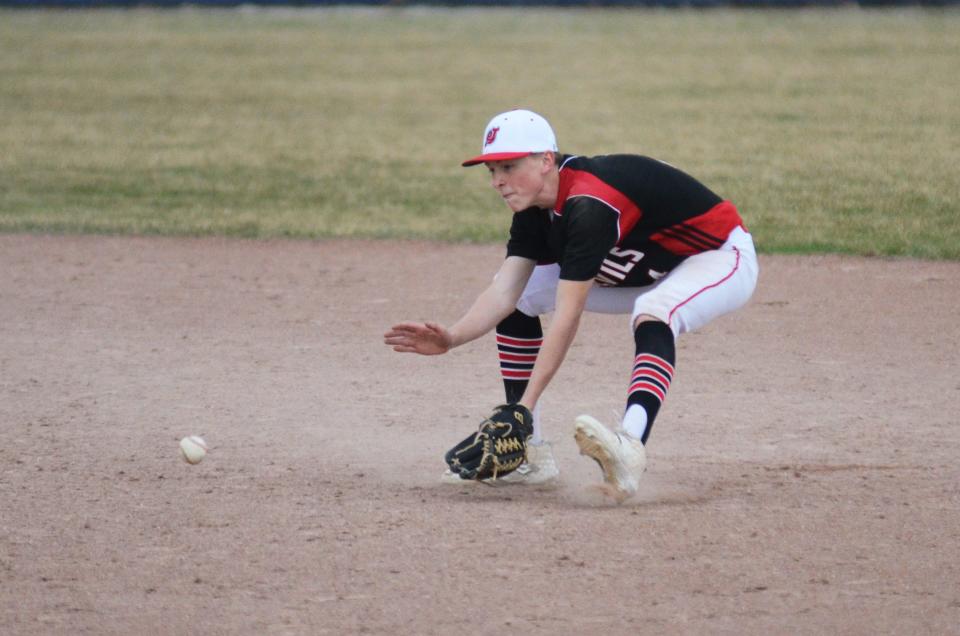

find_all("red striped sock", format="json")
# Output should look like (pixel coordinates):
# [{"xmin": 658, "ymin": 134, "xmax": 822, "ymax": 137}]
[
  {"xmin": 626, "ymin": 321, "xmax": 675, "ymax": 444},
  {"xmin": 495, "ymin": 310, "xmax": 543, "ymax": 404}
]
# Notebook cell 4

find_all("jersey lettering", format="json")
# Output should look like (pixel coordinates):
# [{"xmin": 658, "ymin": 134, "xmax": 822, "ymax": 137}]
[
  {"xmin": 610, "ymin": 247, "xmax": 644, "ymax": 263},
  {"xmin": 596, "ymin": 248, "xmax": 646, "ymax": 286}
]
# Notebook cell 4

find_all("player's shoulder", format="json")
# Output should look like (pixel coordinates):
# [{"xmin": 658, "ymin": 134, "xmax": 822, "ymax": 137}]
[
  {"xmin": 559, "ymin": 154, "xmax": 672, "ymax": 190},
  {"xmin": 560, "ymin": 153, "xmax": 662, "ymax": 172}
]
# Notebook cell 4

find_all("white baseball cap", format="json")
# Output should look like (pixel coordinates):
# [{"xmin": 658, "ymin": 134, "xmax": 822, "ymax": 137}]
[{"xmin": 461, "ymin": 109, "xmax": 558, "ymax": 167}]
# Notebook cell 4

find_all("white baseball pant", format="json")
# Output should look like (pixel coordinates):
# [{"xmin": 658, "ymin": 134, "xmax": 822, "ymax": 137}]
[{"xmin": 515, "ymin": 226, "xmax": 758, "ymax": 337}]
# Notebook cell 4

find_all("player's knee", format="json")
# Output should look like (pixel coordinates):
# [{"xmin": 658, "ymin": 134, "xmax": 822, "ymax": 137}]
[
  {"xmin": 517, "ymin": 292, "xmax": 554, "ymax": 317},
  {"xmin": 633, "ymin": 314, "xmax": 665, "ymax": 331}
]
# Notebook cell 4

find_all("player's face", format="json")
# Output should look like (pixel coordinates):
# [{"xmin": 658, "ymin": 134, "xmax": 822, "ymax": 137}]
[{"xmin": 486, "ymin": 154, "xmax": 553, "ymax": 212}]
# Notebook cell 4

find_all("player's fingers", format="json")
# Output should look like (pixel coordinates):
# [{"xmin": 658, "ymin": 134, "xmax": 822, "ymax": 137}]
[
  {"xmin": 386, "ymin": 322, "xmax": 448, "ymax": 354},
  {"xmin": 389, "ymin": 321, "xmax": 426, "ymax": 333},
  {"xmin": 386, "ymin": 331, "xmax": 427, "ymax": 345},
  {"xmin": 384, "ymin": 325, "xmax": 426, "ymax": 340}
]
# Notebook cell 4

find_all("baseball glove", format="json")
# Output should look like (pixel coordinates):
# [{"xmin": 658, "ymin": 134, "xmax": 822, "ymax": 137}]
[{"xmin": 444, "ymin": 404, "xmax": 533, "ymax": 481}]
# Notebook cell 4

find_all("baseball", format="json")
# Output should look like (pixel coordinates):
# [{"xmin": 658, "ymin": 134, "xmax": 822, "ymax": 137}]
[{"xmin": 179, "ymin": 435, "xmax": 208, "ymax": 464}]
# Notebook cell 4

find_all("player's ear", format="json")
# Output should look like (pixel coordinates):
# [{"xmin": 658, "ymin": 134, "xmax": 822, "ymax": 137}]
[{"xmin": 541, "ymin": 151, "xmax": 557, "ymax": 172}]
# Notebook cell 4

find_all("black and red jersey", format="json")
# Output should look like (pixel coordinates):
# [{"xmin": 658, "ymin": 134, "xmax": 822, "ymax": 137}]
[{"xmin": 506, "ymin": 154, "xmax": 745, "ymax": 286}]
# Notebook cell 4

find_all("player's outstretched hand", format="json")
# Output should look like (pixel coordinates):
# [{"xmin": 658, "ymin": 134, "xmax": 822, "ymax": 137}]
[{"xmin": 384, "ymin": 322, "xmax": 453, "ymax": 355}]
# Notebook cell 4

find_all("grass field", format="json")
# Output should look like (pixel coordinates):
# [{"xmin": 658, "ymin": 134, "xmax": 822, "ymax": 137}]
[{"xmin": 1, "ymin": 8, "xmax": 958, "ymax": 257}]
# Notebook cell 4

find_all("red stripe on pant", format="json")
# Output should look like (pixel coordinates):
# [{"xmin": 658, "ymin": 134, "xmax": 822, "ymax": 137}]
[{"xmin": 668, "ymin": 247, "xmax": 742, "ymax": 325}]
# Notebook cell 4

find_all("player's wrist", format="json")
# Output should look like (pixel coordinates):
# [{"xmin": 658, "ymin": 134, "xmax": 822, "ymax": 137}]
[
  {"xmin": 517, "ymin": 390, "xmax": 540, "ymax": 412},
  {"xmin": 446, "ymin": 326, "xmax": 465, "ymax": 350}
]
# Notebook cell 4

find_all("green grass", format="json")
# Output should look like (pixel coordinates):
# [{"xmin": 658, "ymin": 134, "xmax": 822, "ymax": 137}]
[{"xmin": 1, "ymin": 8, "xmax": 958, "ymax": 257}]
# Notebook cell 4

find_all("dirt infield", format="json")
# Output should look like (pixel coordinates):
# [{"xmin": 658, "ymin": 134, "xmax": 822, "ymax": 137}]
[{"xmin": 2, "ymin": 235, "xmax": 958, "ymax": 635}]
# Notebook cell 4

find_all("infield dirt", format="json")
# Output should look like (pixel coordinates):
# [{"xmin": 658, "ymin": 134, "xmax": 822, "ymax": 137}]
[{"xmin": 2, "ymin": 235, "xmax": 958, "ymax": 634}]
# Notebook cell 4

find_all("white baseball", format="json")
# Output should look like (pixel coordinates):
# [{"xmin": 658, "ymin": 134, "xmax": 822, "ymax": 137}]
[{"xmin": 179, "ymin": 435, "xmax": 208, "ymax": 464}]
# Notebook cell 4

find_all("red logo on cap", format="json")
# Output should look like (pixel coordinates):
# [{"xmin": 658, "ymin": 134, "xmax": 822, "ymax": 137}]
[{"xmin": 484, "ymin": 127, "xmax": 499, "ymax": 147}]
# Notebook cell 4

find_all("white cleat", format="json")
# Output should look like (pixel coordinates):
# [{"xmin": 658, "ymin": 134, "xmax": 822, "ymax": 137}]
[
  {"xmin": 495, "ymin": 442, "xmax": 559, "ymax": 486},
  {"xmin": 574, "ymin": 414, "xmax": 646, "ymax": 503},
  {"xmin": 440, "ymin": 442, "xmax": 559, "ymax": 487}
]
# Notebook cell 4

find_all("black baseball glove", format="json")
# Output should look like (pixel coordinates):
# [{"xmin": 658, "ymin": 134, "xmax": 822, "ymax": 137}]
[{"xmin": 444, "ymin": 404, "xmax": 534, "ymax": 481}]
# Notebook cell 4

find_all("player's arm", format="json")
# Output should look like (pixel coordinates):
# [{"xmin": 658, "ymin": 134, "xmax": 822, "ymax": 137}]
[
  {"xmin": 447, "ymin": 255, "xmax": 536, "ymax": 347},
  {"xmin": 515, "ymin": 198, "xmax": 616, "ymax": 407},
  {"xmin": 518, "ymin": 278, "xmax": 593, "ymax": 410},
  {"xmin": 384, "ymin": 256, "xmax": 535, "ymax": 355}
]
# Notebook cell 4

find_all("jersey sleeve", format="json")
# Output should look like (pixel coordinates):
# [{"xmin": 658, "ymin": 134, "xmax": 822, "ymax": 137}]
[
  {"xmin": 558, "ymin": 198, "xmax": 620, "ymax": 281},
  {"xmin": 506, "ymin": 208, "xmax": 551, "ymax": 262}
]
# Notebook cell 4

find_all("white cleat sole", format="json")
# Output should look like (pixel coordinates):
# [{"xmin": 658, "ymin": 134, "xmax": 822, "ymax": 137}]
[{"xmin": 574, "ymin": 414, "xmax": 646, "ymax": 503}]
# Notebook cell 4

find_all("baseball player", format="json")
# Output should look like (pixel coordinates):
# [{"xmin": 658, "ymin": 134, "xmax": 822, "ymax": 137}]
[{"xmin": 384, "ymin": 109, "xmax": 758, "ymax": 501}]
